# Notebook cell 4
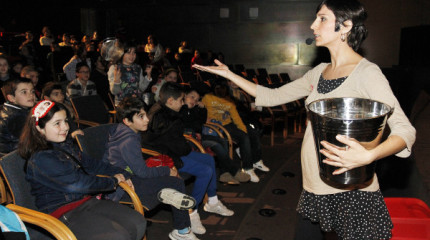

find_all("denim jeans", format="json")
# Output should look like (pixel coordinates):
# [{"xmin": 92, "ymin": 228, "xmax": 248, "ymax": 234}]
[
  {"xmin": 223, "ymin": 123, "xmax": 257, "ymax": 170},
  {"xmin": 179, "ymin": 151, "xmax": 217, "ymax": 207},
  {"xmin": 122, "ymin": 175, "xmax": 191, "ymax": 230},
  {"xmin": 202, "ymin": 135, "xmax": 240, "ymax": 175}
]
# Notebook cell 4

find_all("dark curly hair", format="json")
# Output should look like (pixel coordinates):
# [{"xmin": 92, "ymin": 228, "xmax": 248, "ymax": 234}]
[{"xmin": 317, "ymin": 0, "xmax": 368, "ymax": 51}]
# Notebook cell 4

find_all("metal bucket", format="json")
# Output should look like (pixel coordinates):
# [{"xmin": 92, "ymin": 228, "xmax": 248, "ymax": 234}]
[{"xmin": 308, "ymin": 97, "xmax": 392, "ymax": 187}]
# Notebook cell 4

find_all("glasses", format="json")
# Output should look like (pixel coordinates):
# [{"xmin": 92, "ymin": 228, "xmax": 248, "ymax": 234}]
[{"xmin": 78, "ymin": 71, "xmax": 90, "ymax": 74}]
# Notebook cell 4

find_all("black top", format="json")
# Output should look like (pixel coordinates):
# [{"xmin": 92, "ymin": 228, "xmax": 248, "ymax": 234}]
[{"xmin": 317, "ymin": 74, "xmax": 348, "ymax": 94}]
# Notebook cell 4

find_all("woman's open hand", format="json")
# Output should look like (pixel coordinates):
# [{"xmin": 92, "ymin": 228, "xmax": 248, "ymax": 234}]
[
  {"xmin": 192, "ymin": 59, "xmax": 230, "ymax": 78},
  {"xmin": 320, "ymin": 135, "xmax": 375, "ymax": 175}
]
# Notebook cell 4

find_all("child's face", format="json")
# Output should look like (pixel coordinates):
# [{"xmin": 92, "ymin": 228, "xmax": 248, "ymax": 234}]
[
  {"xmin": 122, "ymin": 48, "xmax": 136, "ymax": 65},
  {"xmin": 185, "ymin": 91, "xmax": 200, "ymax": 108},
  {"xmin": 37, "ymin": 110, "xmax": 69, "ymax": 143},
  {"xmin": 125, "ymin": 109, "xmax": 149, "ymax": 133},
  {"xmin": 12, "ymin": 63, "xmax": 23, "ymax": 74},
  {"xmin": 9, "ymin": 82, "xmax": 36, "ymax": 108},
  {"xmin": 25, "ymin": 71, "xmax": 39, "ymax": 86},
  {"xmin": 167, "ymin": 94, "xmax": 184, "ymax": 112},
  {"xmin": 0, "ymin": 59, "xmax": 9, "ymax": 75},
  {"xmin": 165, "ymin": 72, "xmax": 178, "ymax": 83},
  {"xmin": 76, "ymin": 66, "xmax": 90, "ymax": 82},
  {"xmin": 48, "ymin": 89, "xmax": 65, "ymax": 103}
]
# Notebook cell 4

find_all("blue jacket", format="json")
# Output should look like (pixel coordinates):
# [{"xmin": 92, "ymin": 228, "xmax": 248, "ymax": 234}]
[
  {"xmin": 103, "ymin": 123, "xmax": 170, "ymax": 179},
  {"xmin": 0, "ymin": 103, "xmax": 30, "ymax": 154},
  {"xmin": 26, "ymin": 139, "xmax": 131, "ymax": 213}
]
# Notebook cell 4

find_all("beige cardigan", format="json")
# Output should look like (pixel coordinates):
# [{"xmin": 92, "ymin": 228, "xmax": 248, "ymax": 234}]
[{"xmin": 256, "ymin": 58, "xmax": 416, "ymax": 195}]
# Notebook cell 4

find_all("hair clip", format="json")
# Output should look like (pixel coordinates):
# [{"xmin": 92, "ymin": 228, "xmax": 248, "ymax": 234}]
[{"xmin": 32, "ymin": 100, "xmax": 55, "ymax": 126}]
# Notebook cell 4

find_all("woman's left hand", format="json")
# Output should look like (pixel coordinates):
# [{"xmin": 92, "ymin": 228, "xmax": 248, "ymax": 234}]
[{"xmin": 320, "ymin": 135, "xmax": 375, "ymax": 175}]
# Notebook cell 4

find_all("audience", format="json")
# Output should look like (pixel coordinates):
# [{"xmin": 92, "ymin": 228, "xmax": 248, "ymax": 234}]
[
  {"xmin": 151, "ymin": 68, "xmax": 178, "ymax": 102},
  {"xmin": 66, "ymin": 62, "xmax": 97, "ymax": 98},
  {"xmin": 39, "ymin": 26, "xmax": 54, "ymax": 46},
  {"xmin": 63, "ymin": 44, "xmax": 92, "ymax": 81},
  {"xmin": 142, "ymin": 82, "xmax": 234, "ymax": 235},
  {"xmin": 18, "ymin": 100, "xmax": 147, "ymax": 240},
  {"xmin": 0, "ymin": 26, "xmax": 285, "ymax": 238},
  {"xmin": 0, "ymin": 78, "xmax": 36, "ymax": 154},
  {"xmin": 202, "ymin": 79, "xmax": 269, "ymax": 183},
  {"xmin": 104, "ymin": 96, "xmax": 199, "ymax": 240},
  {"xmin": 180, "ymin": 87, "xmax": 250, "ymax": 185},
  {"xmin": 41, "ymin": 81, "xmax": 83, "ymax": 138},
  {"xmin": 59, "ymin": 33, "xmax": 72, "ymax": 47},
  {"xmin": 108, "ymin": 40, "xmax": 153, "ymax": 106},
  {"xmin": 20, "ymin": 65, "xmax": 41, "ymax": 99}
]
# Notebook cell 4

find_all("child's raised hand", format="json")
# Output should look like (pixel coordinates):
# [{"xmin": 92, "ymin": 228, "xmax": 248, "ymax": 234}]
[
  {"xmin": 145, "ymin": 65, "xmax": 153, "ymax": 76},
  {"xmin": 192, "ymin": 59, "xmax": 230, "ymax": 78},
  {"xmin": 114, "ymin": 65, "xmax": 121, "ymax": 83}
]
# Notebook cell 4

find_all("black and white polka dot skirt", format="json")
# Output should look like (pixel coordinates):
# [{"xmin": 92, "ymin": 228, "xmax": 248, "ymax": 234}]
[{"xmin": 297, "ymin": 189, "xmax": 393, "ymax": 240}]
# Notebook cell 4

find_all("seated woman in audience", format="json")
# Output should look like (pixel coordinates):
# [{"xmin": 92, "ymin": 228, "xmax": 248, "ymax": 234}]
[
  {"xmin": 202, "ymin": 79, "xmax": 269, "ymax": 183},
  {"xmin": 144, "ymin": 35, "xmax": 165, "ymax": 65},
  {"xmin": 18, "ymin": 100, "xmax": 146, "ymax": 240},
  {"xmin": 108, "ymin": 41, "xmax": 153, "ymax": 106}
]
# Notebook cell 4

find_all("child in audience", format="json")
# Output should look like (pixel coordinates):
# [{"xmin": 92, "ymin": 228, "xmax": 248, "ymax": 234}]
[
  {"xmin": 104, "ymin": 96, "xmax": 199, "ymax": 240},
  {"xmin": 108, "ymin": 40, "xmax": 153, "ymax": 106},
  {"xmin": 0, "ymin": 78, "xmax": 36, "ymax": 154},
  {"xmin": 202, "ymin": 79, "xmax": 269, "ymax": 183},
  {"xmin": 151, "ymin": 68, "xmax": 178, "ymax": 102},
  {"xmin": 66, "ymin": 62, "xmax": 97, "ymax": 98},
  {"xmin": 41, "ymin": 81, "xmax": 83, "ymax": 138},
  {"xmin": 18, "ymin": 100, "xmax": 146, "ymax": 240},
  {"xmin": 63, "ymin": 44, "xmax": 92, "ymax": 81},
  {"xmin": 20, "ymin": 65, "xmax": 41, "ymax": 99},
  {"xmin": 142, "ymin": 82, "xmax": 234, "ymax": 235},
  {"xmin": 0, "ymin": 55, "xmax": 11, "ymax": 82},
  {"xmin": 0, "ymin": 55, "xmax": 11, "ymax": 104},
  {"xmin": 180, "ymin": 87, "xmax": 250, "ymax": 185}
]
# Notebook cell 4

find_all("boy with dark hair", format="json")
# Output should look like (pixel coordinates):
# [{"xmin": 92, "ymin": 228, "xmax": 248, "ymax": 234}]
[
  {"xmin": 142, "ymin": 82, "xmax": 234, "ymax": 235},
  {"xmin": 66, "ymin": 62, "xmax": 97, "ymax": 98},
  {"xmin": 0, "ymin": 78, "xmax": 36, "ymax": 153},
  {"xmin": 104, "ymin": 96, "xmax": 199, "ymax": 240}
]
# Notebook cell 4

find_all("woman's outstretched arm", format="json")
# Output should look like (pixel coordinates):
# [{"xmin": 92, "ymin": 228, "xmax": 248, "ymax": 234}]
[{"xmin": 193, "ymin": 59, "xmax": 258, "ymax": 97}]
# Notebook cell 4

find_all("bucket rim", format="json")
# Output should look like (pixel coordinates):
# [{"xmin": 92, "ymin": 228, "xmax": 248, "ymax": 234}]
[{"xmin": 307, "ymin": 97, "xmax": 393, "ymax": 120}]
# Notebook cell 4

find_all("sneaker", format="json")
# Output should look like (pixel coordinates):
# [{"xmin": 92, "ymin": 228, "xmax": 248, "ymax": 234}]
[
  {"xmin": 169, "ymin": 229, "xmax": 200, "ymax": 240},
  {"xmin": 189, "ymin": 211, "xmax": 206, "ymax": 235},
  {"xmin": 234, "ymin": 170, "xmax": 251, "ymax": 183},
  {"xmin": 203, "ymin": 201, "xmax": 234, "ymax": 216},
  {"xmin": 245, "ymin": 169, "xmax": 260, "ymax": 183},
  {"xmin": 219, "ymin": 172, "xmax": 240, "ymax": 185},
  {"xmin": 157, "ymin": 188, "xmax": 196, "ymax": 210},
  {"xmin": 253, "ymin": 160, "xmax": 270, "ymax": 172}
]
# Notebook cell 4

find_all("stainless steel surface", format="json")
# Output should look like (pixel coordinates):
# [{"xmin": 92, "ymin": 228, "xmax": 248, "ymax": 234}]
[
  {"xmin": 308, "ymin": 97, "xmax": 392, "ymax": 187},
  {"xmin": 100, "ymin": 38, "xmax": 124, "ymax": 63}
]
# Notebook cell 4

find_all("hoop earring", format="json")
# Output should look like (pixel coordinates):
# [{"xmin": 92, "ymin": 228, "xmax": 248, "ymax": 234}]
[{"xmin": 341, "ymin": 33, "xmax": 346, "ymax": 42}]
